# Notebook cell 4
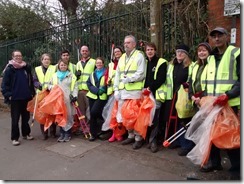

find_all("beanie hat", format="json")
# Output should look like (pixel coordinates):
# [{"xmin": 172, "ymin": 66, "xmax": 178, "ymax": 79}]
[
  {"xmin": 198, "ymin": 42, "xmax": 212, "ymax": 53},
  {"xmin": 176, "ymin": 44, "xmax": 190, "ymax": 55}
]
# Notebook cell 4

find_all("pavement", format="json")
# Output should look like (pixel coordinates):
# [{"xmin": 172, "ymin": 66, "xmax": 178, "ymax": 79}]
[{"xmin": 0, "ymin": 107, "xmax": 241, "ymax": 181}]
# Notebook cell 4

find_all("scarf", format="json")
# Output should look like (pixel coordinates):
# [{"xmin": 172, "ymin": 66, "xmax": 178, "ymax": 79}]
[
  {"xmin": 57, "ymin": 70, "xmax": 69, "ymax": 82},
  {"xmin": 2, "ymin": 60, "xmax": 27, "ymax": 74}
]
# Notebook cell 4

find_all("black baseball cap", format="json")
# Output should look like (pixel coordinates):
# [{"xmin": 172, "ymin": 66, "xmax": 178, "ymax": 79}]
[{"xmin": 210, "ymin": 27, "xmax": 228, "ymax": 36}]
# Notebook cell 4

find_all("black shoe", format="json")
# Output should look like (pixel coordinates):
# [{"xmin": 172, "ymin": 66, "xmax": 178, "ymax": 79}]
[
  {"xmin": 200, "ymin": 165, "xmax": 223, "ymax": 172},
  {"xmin": 150, "ymin": 142, "xmax": 159, "ymax": 153},
  {"xmin": 132, "ymin": 140, "xmax": 143, "ymax": 150},
  {"xmin": 178, "ymin": 149, "xmax": 191, "ymax": 156},
  {"xmin": 42, "ymin": 134, "xmax": 48, "ymax": 140},
  {"xmin": 89, "ymin": 136, "xmax": 96, "ymax": 142},
  {"xmin": 168, "ymin": 143, "xmax": 180, "ymax": 149},
  {"xmin": 98, "ymin": 132, "xmax": 112, "ymax": 140},
  {"xmin": 121, "ymin": 138, "xmax": 135, "ymax": 145}
]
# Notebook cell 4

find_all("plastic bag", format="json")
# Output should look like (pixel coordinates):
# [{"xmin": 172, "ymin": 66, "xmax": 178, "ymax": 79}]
[
  {"xmin": 134, "ymin": 94, "xmax": 156, "ymax": 139},
  {"xmin": 121, "ymin": 99, "xmax": 141, "ymax": 130},
  {"xmin": 175, "ymin": 85, "xmax": 196, "ymax": 118},
  {"xmin": 27, "ymin": 89, "xmax": 51, "ymax": 124},
  {"xmin": 102, "ymin": 95, "xmax": 115, "ymax": 131},
  {"xmin": 185, "ymin": 96, "xmax": 222, "ymax": 166},
  {"xmin": 211, "ymin": 105, "xmax": 240, "ymax": 149},
  {"xmin": 38, "ymin": 85, "xmax": 67, "ymax": 131}
]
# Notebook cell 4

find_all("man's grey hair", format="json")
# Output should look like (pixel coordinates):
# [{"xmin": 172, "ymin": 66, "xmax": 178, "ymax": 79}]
[{"xmin": 125, "ymin": 35, "xmax": 137, "ymax": 44}]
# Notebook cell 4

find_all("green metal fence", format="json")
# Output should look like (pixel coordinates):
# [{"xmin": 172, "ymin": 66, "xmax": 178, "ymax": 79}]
[{"xmin": 0, "ymin": 6, "xmax": 150, "ymax": 73}]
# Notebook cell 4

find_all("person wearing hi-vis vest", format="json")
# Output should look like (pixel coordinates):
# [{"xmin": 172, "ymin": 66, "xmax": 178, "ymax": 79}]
[
  {"xmin": 60, "ymin": 49, "xmax": 77, "ymax": 74},
  {"xmin": 33, "ymin": 53, "xmax": 57, "ymax": 140},
  {"xmin": 162, "ymin": 44, "xmax": 195, "ymax": 156},
  {"xmin": 106, "ymin": 46, "xmax": 124, "ymax": 97},
  {"xmin": 188, "ymin": 42, "xmax": 212, "ymax": 108},
  {"xmin": 113, "ymin": 35, "xmax": 146, "ymax": 149},
  {"xmin": 199, "ymin": 27, "xmax": 240, "ymax": 177},
  {"xmin": 48, "ymin": 59, "xmax": 78, "ymax": 142},
  {"xmin": 143, "ymin": 42, "xmax": 167, "ymax": 153},
  {"xmin": 86, "ymin": 57, "xmax": 108, "ymax": 141},
  {"xmin": 76, "ymin": 45, "xmax": 96, "ymax": 122}
]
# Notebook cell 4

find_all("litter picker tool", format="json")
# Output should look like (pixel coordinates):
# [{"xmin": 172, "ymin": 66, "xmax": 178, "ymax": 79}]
[
  {"xmin": 163, "ymin": 122, "xmax": 191, "ymax": 147},
  {"xmin": 75, "ymin": 38, "xmax": 81, "ymax": 62},
  {"xmin": 72, "ymin": 101, "xmax": 91, "ymax": 139}
]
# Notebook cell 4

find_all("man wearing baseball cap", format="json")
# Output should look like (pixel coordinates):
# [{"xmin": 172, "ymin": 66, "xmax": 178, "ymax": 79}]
[
  {"xmin": 200, "ymin": 26, "xmax": 240, "ymax": 179},
  {"xmin": 209, "ymin": 27, "xmax": 228, "ymax": 36}
]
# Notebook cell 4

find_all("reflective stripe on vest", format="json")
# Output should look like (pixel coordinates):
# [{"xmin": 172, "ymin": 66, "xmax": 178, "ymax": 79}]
[
  {"xmin": 35, "ymin": 65, "xmax": 56, "ymax": 92},
  {"xmin": 204, "ymin": 45, "xmax": 240, "ymax": 106},
  {"xmin": 76, "ymin": 58, "xmax": 96, "ymax": 90},
  {"xmin": 118, "ymin": 50, "xmax": 144, "ymax": 91},
  {"xmin": 107, "ymin": 62, "xmax": 116, "ymax": 95},
  {"xmin": 154, "ymin": 58, "xmax": 168, "ymax": 102},
  {"xmin": 86, "ymin": 74, "xmax": 107, "ymax": 100}
]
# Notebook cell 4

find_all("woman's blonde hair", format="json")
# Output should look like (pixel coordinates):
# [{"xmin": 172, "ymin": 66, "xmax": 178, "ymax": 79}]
[{"xmin": 57, "ymin": 59, "xmax": 69, "ymax": 70}]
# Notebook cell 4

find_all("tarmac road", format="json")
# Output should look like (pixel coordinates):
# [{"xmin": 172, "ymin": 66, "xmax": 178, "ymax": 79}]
[{"xmin": 0, "ymin": 109, "xmax": 240, "ymax": 181}]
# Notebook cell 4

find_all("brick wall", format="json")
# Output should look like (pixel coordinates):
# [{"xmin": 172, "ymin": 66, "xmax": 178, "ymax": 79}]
[{"xmin": 208, "ymin": 0, "xmax": 240, "ymax": 47}]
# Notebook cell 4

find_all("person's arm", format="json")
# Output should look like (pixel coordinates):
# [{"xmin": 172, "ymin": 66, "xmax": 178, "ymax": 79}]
[
  {"xmin": 151, "ymin": 62, "xmax": 167, "ymax": 92},
  {"xmin": 86, "ymin": 73, "xmax": 99, "ymax": 94},
  {"xmin": 225, "ymin": 54, "xmax": 240, "ymax": 99},
  {"xmin": 1, "ymin": 66, "xmax": 12, "ymax": 100}
]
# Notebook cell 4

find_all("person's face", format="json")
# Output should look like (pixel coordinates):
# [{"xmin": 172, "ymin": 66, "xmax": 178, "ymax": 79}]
[
  {"xmin": 176, "ymin": 50, "xmax": 187, "ymax": 62},
  {"xmin": 12, "ymin": 51, "xmax": 23, "ymax": 63},
  {"xmin": 59, "ymin": 61, "xmax": 68, "ymax": 71},
  {"xmin": 95, "ymin": 59, "xmax": 104, "ymax": 69},
  {"xmin": 80, "ymin": 46, "xmax": 90, "ymax": 59},
  {"xmin": 197, "ymin": 46, "xmax": 210, "ymax": 60},
  {"xmin": 145, "ymin": 46, "xmax": 156, "ymax": 60},
  {"xmin": 210, "ymin": 32, "xmax": 227, "ymax": 48},
  {"xmin": 114, "ymin": 48, "xmax": 122, "ymax": 59},
  {"xmin": 41, "ymin": 55, "xmax": 51, "ymax": 68},
  {"xmin": 124, "ymin": 37, "xmax": 136, "ymax": 53},
  {"xmin": 61, "ymin": 52, "xmax": 70, "ymax": 62}
]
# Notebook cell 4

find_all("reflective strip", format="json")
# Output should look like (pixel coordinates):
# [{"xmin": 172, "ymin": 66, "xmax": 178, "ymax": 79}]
[
  {"xmin": 207, "ymin": 93, "xmax": 222, "ymax": 96},
  {"xmin": 206, "ymin": 79, "xmax": 236, "ymax": 84},
  {"xmin": 77, "ymin": 81, "xmax": 87, "ymax": 85}
]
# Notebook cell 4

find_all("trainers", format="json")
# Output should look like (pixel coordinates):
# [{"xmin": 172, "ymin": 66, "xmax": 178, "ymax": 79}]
[
  {"xmin": 57, "ymin": 134, "xmax": 65, "ymax": 142},
  {"xmin": 23, "ymin": 135, "xmax": 34, "ymax": 140},
  {"xmin": 12, "ymin": 140, "xmax": 20, "ymax": 146},
  {"xmin": 64, "ymin": 134, "xmax": 71, "ymax": 142}
]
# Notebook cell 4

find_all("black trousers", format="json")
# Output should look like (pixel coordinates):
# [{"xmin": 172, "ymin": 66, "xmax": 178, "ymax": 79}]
[
  {"xmin": 10, "ymin": 100, "xmax": 31, "ymax": 141},
  {"xmin": 88, "ymin": 98, "xmax": 107, "ymax": 137}
]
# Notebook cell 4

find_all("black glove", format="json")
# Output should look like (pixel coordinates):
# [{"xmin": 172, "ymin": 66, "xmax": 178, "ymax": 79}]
[
  {"xmin": 69, "ymin": 94, "xmax": 77, "ymax": 103},
  {"xmin": 38, "ymin": 85, "xmax": 42, "ymax": 91},
  {"xmin": 182, "ymin": 82, "xmax": 189, "ymax": 89},
  {"xmin": 75, "ymin": 70, "xmax": 81, "ymax": 80}
]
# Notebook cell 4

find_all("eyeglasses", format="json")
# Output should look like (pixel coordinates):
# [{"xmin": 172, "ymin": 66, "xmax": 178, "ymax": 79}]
[{"xmin": 13, "ymin": 55, "xmax": 22, "ymax": 57}]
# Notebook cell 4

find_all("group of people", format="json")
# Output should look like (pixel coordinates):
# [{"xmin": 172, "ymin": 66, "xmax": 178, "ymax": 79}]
[{"xmin": 1, "ymin": 27, "xmax": 240, "ymax": 176}]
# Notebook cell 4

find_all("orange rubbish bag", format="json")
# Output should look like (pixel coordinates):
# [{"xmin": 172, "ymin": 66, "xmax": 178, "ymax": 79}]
[
  {"xmin": 27, "ymin": 89, "xmax": 51, "ymax": 124},
  {"xmin": 134, "ymin": 95, "xmax": 156, "ymax": 139},
  {"xmin": 121, "ymin": 99, "xmax": 141, "ymax": 130},
  {"xmin": 38, "ymin": 85, "xmax": 67, "ymax": 131},
  {"xmin": 109, "ymin": 100, "xmax": 119, "ymax": 130},
  {"xmin": 211, "ymin": 105, "xmax": 240, "ymax": 149}
]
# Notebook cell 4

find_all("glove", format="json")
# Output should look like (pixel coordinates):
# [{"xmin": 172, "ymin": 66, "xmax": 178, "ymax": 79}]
[
  {"xmin": 98, "ymin": 89, "xmax": 104, "ymax": 95},
  {"xmin": 69, "ymin": 94, "xmax": 77, "ymax": 103},
  {"xmin": 75, "ymin": 70, "xmax": 81, "ymax": 80},
  {"xmin": 142, "ymin": 88, "xmax": 151, "ymax": 96},
  {"xmin": 38, "ymin": 85, "xmax": 42, "ymax": 91},
  {"xmin": 114, "ymin": 90, "xmax": 120, "ymax": 101},
  {"xmin": 121, "ymin": 77, "xmax": 131, "ymax": 84},
  {"xmin": 182, "ymin": 82, "xmax": 189, "ymax": 89},
  {"xmin": 213, "ymin": 94, "xmax": 228, "ymax": 106},
  {"xmin": 193, "ymin": 91, "xmax": 204, "ymax": 98}
]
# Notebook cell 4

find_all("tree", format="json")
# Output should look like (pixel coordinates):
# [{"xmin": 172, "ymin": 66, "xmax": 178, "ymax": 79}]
[{"xmin": 0, "ymin": 1, "xmax": 52, "ymax": 40}]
